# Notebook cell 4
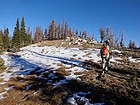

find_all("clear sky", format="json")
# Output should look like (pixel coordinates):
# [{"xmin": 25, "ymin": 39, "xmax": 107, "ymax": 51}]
[{"xmin": 0, "ymin": 0, "xmax": 140, "ymax": 47}]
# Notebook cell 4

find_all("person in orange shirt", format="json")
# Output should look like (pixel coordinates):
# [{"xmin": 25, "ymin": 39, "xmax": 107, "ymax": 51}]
[{"xmin": 100, "ymin": 40, "xmax": 112, "ymax": 74}]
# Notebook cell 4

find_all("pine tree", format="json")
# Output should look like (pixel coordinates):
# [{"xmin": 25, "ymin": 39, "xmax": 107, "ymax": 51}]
[
  {"xmin": 54, "ymin": 25, "xmax": 57, "ymax": 40},
  {"xmin": 26, "ymin": 27, "xmax": 32, "ymax": 45},
  {"xmin": 79, "ymin": 31, "xmax": 82, "ymax": 36},
  {"xmin": 82, "ymin": 31, "xmax": 87, "ymax": 39},
  {"xmin": 129, "ymin": 40, "xmax": 136, "ymax": 48},
  {"xmin": 75, "ymin": 29, "xmax": 78, "ymax": 37},
  {"xmin": 12, "ymin": 18, "xmax": 20, "ymax": 49},
  {"xmin": 54, "ymin": 24, "xmax": 59, "ymax": 40},
  {"xmin": 64, "ymin": 23, "xmax": 68, "ymax": 40},
  {"xmin": 44, "ymin": 28, "xmax": 48, "ymax": 39},
  {"xmin": 48, "ymin": 20, "xmax": 56, "ymax": 40},
  {"xmin": 68, "ymin": 28, "xmax": 73, "ymax": 41},
  {"xmin": 61, "ymin": 20, "xmax": 65, "ymax": 39},
  {"xmin": 56, "ymin": 23, "xmax": 61, "ymax": 39},
  {"xmin": 0, "ymin": 30, "xmax": 4, "ymax": 51},
  {"xmin": 34, "ymin": 26, "xmax": 43, "ymax": 43},
  {"xmin": 99, "ymin": 28, "xmax": 105, "ymax": 43},
  {"xmin": 120, "ymin": 30, "xmax": 124, "ymax": 47},
  {"xmin": 3, "ymin": 28, "xmax": 10, "ymax": 50},
  {"xmin": 20, "ymin": 17, "xmax": 26, "ymax": 47}
]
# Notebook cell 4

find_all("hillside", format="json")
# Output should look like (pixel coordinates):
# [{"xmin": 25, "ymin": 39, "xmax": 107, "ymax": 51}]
[{"xmin": 0, "ymin": 40, "xmax": 139, "ymax": 105}]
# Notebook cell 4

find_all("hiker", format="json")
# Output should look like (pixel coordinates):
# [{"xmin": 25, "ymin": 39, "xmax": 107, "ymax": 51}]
[{"xmin": 100, "ymin": 40, "xmax": 112, "ymax": 74}]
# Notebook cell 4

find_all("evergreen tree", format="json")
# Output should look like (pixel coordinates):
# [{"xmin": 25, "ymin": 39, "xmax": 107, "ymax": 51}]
[
  {"xmin": 26, "ymin": 27, "xmax": 32, "ymax": 45},
  {"xmin": 68, "ymin": 28, "xmax": 73, "ymax": 41},
  {"xmin": 34, "ymin": 27, "xmax": 39, "ymax": 43},
  {"xmin": 3, "ymin": 28, "xmax": 10, "ymax": 50},
  {"xmin": 64, "ymin": 22, "xmax": 68, "ymax": 40},
  {"xmin": 48, "ymin": 20, "xmax": 56, "ymax": 40},
  {"xmin": 34, "ymin": 26, "xmax": 43, "ymax": 43},
  {"xmin": 82, "ymin": 31, "xmax": 87, "ymax": 39},
  {"xmin": 20, "ymin": 17, "xmax": 26, "ymax": 47},
  {"xmin": 12, "ymin": 18, "xmax": 20, "ymax": 49},
  {"xmin": 44, "ymin": 28, "xmax": 48, "ymax": 39},
  {"xmin": 120, "ymin": 30, "xmax": 125, "ymax": 47},
  {"xmin": 0, "ymin": 30, "xmax": 4, "ymax": 51},
  {"xmin": 129, "ymin": 40, "xmax": 136, "ymax": 48},
  {"xmin": 54, "ymin": 25, "xmax": 57, "ymax": 40},
  {"xmin": 75, "ymin": 29, "xmax": 78, "ymax": 37},
  {"xmin": 61, "ymin": 20, "xmax": 65, "ymax": 39},
  {"xmin": 99, "ymin": 28, "xmax": 105, "ymax": 43},
  {"xmin": 56, "ymin": 23, "xmax": 61, "ymax": 39}
]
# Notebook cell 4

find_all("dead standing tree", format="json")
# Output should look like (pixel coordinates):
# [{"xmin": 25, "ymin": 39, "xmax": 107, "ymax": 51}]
[
  {"xmin": 120, "ymin": 29, "xmax": 125, "ymax": 47},
  {"xmin": 105, "ymin": 27, "xmax": 114, "ymax": 46}
]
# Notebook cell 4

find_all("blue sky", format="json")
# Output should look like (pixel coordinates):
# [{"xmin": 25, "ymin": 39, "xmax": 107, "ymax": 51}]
[{"xmin": 0, "ymin": 0, "xmax": 140, "ymax": 47}]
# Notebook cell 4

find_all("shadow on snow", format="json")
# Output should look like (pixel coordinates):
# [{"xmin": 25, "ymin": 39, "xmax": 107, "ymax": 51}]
[{"xmin": 4, "ymin": 53, "xmax": 138, "ymax": 105}]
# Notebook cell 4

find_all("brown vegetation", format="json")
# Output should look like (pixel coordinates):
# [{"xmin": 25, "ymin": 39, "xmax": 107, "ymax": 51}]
[{"xmin": 0, "ymin": 41, "xmax": 139, "ymax": 105}]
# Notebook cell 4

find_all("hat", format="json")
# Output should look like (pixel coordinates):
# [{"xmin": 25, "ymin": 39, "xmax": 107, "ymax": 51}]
[{"xmin": 105, "ymin": 40, "xmax": 110, "ymax": 45}]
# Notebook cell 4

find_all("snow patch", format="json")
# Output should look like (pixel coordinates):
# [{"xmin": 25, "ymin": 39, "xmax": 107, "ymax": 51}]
[
  {"xmin": 128, "ymin": 56, "xmax": 140, "ymax": 63},
  {"xmin": 67, "ymin": 91, "xmax": 105, "ymax": 105}
]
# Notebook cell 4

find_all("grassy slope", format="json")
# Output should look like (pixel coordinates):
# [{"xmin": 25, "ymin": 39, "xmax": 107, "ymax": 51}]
[{"xmin": 0, "ymin": 40, "xmax": 139, "ymax": 105}]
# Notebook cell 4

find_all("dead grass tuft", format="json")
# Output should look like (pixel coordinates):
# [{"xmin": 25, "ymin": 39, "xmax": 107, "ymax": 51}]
[
  {"xmin": 56, "ymin": 69, "xmax": 70, "ymax": 76},
  {"xmin": 57, "ymin": 63, "xmax": 66, "ymax": 71},
  {"xmin": 0, "ymin": 78, "xmax": 4, "ymax": 82},
  {"xmin": 73, "ymin": 54, "xmax": 77, "ymax": 57},
  {"xmin": 74, "ymin": 72, "xmax": 83, "ymax": 75}
]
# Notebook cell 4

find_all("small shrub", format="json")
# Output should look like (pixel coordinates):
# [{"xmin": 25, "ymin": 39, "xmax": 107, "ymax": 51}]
[
  {"xmin": 82, "ymin": 43, "xmax": 89, "ymax": 50},
  {"xmin": 0, "ymin": 58, "xmax": 4, "ymax": 66},
  {"xmin": 0, "ymin": 58, "xmax": 7, "ymax": 73},
  {"xmin": 0, "ymin": 65, "xmax": 7, "ymax": 70}
]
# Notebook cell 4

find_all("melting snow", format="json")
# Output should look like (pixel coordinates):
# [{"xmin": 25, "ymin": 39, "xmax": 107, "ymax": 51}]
[
  {"xmin": 128, "ymin": 56, "xmax": 140, "ymax": 63},
  {"xmin": 67, "ymin": 91, "xmax": 105, "ymax": 105},
  {"xmin": 0, "ymin": 44, "xmax": 139, "ymax": 103}
]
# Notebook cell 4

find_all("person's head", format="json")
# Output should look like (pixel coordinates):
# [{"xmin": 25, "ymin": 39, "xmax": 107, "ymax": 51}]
[
  {"xmin": 102, "ymin": 43, "xmax": 105, "ymax": 46},
  {"xmin": 105, "ymin": 40, "xmax": 110, "ymax": 45}
]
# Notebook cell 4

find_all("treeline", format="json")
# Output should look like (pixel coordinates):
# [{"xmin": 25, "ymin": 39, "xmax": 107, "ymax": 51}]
[
  {"xmin": 34, "ymin": 19, "xmax": 90, "ymax": 42},
  {"xmin": 0, "ymin": 17, "xmax": 138, "ymax": 52},
  {"xmin": 0, "ymin": 17, "xmax": 93, "ymax": 52}
]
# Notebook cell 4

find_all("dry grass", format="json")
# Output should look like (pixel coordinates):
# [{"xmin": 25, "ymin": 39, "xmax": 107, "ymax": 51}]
[
  {"xmin": 0, "ymin": 78, "xmax": 4, "ymax": 82},
  {"xmin": 0, "ymin": 40, "xmax": 140, "ymax": 104},
  {"xmin": 0, "ymin": 75, "xmax": 54, "ymax": 105},
  {"xmin": 56, "ymin": 63, "xmax": 71, "ymax": 76},
  {"xmin": 0, "ymin": 86, "xmax": 5, "ymax": 93},
  {"xmin": 74, "ymin": 72, "xmax": 83, "ymax": 75},
  {"xmin": 38, "ymin": 40, "xmax": 64, "ymax": 47},
  {"xmin": 57, "ymin": 63, "xmax": 66, "ymax": 70},
  {"xmin": 0, "ymin": 89, "xmax": 49, "ymax": 105},
  {"xmin": 72, "ymin": 54, "xmax": 77, "ymax": 57},
  {"xmin": 37, "ymin": 40, "xmax": 102, "ymax": 50}
]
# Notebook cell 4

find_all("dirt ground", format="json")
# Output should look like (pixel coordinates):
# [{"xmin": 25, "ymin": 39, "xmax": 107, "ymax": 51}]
[{"xmin": 0, "ymin": 40, "xmax": 140, "ymax": 105}]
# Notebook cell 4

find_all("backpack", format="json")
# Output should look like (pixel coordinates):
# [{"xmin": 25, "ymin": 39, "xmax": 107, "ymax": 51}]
[{"xmin": 101, "ymin": 45, "xmax": 109, "ymax": 56}]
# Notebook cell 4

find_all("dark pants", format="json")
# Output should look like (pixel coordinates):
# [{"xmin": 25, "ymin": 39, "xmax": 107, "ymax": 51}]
[{"xmin": 101, "ymin": 57, "xmax": 110, "ymax": 71}]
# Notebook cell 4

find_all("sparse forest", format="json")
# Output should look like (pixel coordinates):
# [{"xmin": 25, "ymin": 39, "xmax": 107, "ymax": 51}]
[{"xmin": 0, "ymin": 17, "xmax": 138, "ymax": 53}]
